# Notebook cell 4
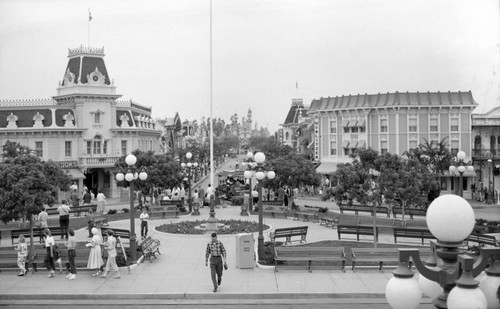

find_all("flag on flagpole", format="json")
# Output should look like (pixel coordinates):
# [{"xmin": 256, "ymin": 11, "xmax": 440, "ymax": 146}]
[{"xmin": 89, "ymin": 10, "xmax": 92, "ymax": 22}]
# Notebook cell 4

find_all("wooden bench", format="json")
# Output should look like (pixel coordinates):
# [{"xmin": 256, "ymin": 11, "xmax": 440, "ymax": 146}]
[
  {"xmin": 292, "ymin": 210, "xmax": 319, "ymax": 222},
  {"xmin": 159, "ymin": 200, "xmax": 183, "ymax": 208},
  {"xmin": 150, "ymin": 205, "xmax": 179, "ymax": 218},
  {"xmin": 337, "ymin": 225, "xmax": 378, "ymax": 241},
  {"xmin": 45, "ymin": 204, "xmax": 98, "ymax": 216},
  {"xmin": 10, "ymin": 227, "xmax": 66, "ymax": 245},
  {"xmin": 351, "ymin": 248, "xmax": 399, "ymax": 270},
  {"xmin": 269, "ymin": 226, "xmax": 308, "ymax": 245},
  {"xmin": 466, "ymin": 233, "xmax": 499, "ymax": 248},
  {"xmin": 261, "ymin": 200, "xmax": 283, "ymax": 206},
  {"xmin": 318, "ymin": 211, "xmax": 340, "ymax": 228},
  {"xmin": 139, "ymin": 236, "xmax": 161, "ymax": 263},
  {"xmin": 274, "ymin": 246, "xmax": 346, "ymax": 272},
  {"xmin": 262, "ymin": 206, "xmax": 288, "ymax": 219},
  {"xmin": 392, "ymin": 207, "xmax": 426, "ymax": 220},
  {"xmin": 92, "ymin": 215, "xmax": 109, "ymax": 228},
  {"xmin": 100, "ymin": 227, "xmax": 131, "ymax": 242},
  {"xmin": 393, "ymin": 227, "xmax": 435, "ymax": 245},
  {"xmin": 339, "ymin": 204, "xmax": 389, "ymax": 217}
]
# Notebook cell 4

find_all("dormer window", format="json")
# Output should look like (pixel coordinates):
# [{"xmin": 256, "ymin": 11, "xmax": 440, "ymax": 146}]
[{"xmin": 90, "ymin": 109, "xmax": 104, "ymax": 125}]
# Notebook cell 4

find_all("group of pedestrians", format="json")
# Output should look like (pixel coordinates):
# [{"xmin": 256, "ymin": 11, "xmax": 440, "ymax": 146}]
[{"xmin": 16, "ymin": 227, "xmax": 121, "ymax": 281}]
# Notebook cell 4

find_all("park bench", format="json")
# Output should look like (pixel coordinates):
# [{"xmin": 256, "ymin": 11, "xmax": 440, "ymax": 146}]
[
  {"xmin": 139, "ymin": 236, "xmax": 161, "ymax": 263},
  {"xmin": 45, "ymin": 204, "xmax": 98, "ymax": 217},
  {"xmin": 339, "ymin": 204, "xmax": 390, "ymax": 217},
  {"xmin": 150, "ymin": 205, "xmax": 179, "ymax": 218},
  {"xmin": 261, "ymin": 200, "xmax": 283, "ymax": 206},
  {"xmin": 262, "ymin": 206, "xmax": 288, "ymax": 219},
  {"xmin": 393, "ymin": 227, "xmax": 435, "ymax": 245},
  {"xmin": 100, "ymin": 227, "xmax": 131, "ymax": 242},
  {"xmin": 392, "ymin": 207, "xmax": 426, "ymax": 220},
  {"xmin": 337, "ymin": 225, "xmax": 378, "ymax": 241},
  {"xmin": 10, "ymin": 227, "xmax": 66, "ymax": 245},
  {"xmin": 269, "ymin": 226, "xmax": 308, "ymax": 245},
  {"xmin": 159, "ymin": 200, "xmax": 183, "ymax": 208},
  {"xmin": 274, "ymin": 246, "xmax": 346, "ymax": 272},
  {"xmin": 351, "ymin": 247, "xmax": 399, "ymax": 270},
  {"xmin": 466, "ymin": 233, "xmax": 499, "ymax": 248},
  {"xmin": 92, "ymin": 214, "xmax": 109, "ymax": 228},
  {"xmin": 318, "ymin": 211, "xmax": 340, "ymax": 228}
]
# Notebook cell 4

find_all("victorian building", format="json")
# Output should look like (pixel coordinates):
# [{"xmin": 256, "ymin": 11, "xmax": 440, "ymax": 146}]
[
  {"xmin": 308, "ymin": 91, "xmax": 478, "ymax": 198},
  {"xmin": 0, "ymin": 46, "xmax": 161, "ymax": 199}
]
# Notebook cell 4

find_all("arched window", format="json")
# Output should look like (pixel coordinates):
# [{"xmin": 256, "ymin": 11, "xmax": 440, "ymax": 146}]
[
  {"xmin": 93, "ymin": 135, "xmax": 102, "ymax": 155},
  {"xmin": 474, "ymin": 135, "xmax": 482, "ymax": 156},
  {"xmin": 490, "ymin": 135, "xmax": 496, "ymax": 155}
]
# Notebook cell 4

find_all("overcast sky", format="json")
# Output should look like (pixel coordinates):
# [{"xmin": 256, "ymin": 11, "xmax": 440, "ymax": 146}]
[{"xmin": 0, "ymin": 0, "xmax": 499, "ymax": 132}]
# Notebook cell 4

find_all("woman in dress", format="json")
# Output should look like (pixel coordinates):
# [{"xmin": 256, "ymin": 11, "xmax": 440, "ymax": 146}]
[{"xmin": 86, "ymin": 227, "xmax": 104, "ymax": 277}]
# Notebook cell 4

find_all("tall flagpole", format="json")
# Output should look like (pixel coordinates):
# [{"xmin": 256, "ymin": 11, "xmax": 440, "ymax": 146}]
[
  {"xmin": 88, "ymin": 9, "xmax": 92, "ymax": 47},
  {"xmin": 209, "ymin": 0, "xmax": 214, "ymax": 189}
]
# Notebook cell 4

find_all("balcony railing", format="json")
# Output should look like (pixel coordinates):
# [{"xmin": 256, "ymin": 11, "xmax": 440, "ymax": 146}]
[
  {"xmin": 472, "ymin": 148, "xmax": 500, "ymax": 160},
  {"xmin": 80, "ymin": 156, "xmax": 121, "ymax": 168}
]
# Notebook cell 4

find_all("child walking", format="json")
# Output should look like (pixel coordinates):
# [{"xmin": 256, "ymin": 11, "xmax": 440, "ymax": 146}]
[
  {"xmin": 66, "ymin": 228, "xmax": 77, "ymax": 280},
  {"xmin": 16, "ymin": 235, "xmax": 28, "ymax": 276}
]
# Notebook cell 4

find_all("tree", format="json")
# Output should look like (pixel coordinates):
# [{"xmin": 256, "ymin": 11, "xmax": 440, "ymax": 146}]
[
  {"xmin": 403, "ymin": 138, "xmax": 452, "ymax": 205},
  {"xmin": 266, "ymin": 153, "xmax": 321, "ymax": 199},
  {"xmin": 0, "ymin": 141, "xmax": 71, "ymax": 260}
]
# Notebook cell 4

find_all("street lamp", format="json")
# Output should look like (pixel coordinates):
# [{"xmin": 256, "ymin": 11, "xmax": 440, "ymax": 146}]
[
  {"xmin": 448, "ymin": 151, "xmax": 474, "ymax": 198},
  {"xmin": 487, "ymin": 158, "xmax": 493, "ymax": 204},
  {"xmin": 115, "ymin": 154, "xmax": 148, "ymax": 261},
  {"xmin": 246, "ymin": 151, "xmax": 275, "ymax": 261},
  {"xmin": 385, "ymin": 194, "xmax": 500, "ymax": 309},
  {"xmin": 181, "ymin": 152, "xmax": 199, "ymax": 215},
  {"xmin": 242, "ymin": 151, "xmax": 256, "ymax": 215}
]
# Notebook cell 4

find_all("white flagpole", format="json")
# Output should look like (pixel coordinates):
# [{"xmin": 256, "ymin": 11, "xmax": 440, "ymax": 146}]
[
  {"xmin": 209, "ymin": 0, "xmax": 214, "ymax": 189},
  {"xmin": 88, "ymin": 9, "xmax": 91, "ymax": 47}
]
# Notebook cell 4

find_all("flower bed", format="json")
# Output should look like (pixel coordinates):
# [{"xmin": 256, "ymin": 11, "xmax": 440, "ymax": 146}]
[{"xmin": 155, "ymin": 219, "xmax": 270, "ymax": 235}]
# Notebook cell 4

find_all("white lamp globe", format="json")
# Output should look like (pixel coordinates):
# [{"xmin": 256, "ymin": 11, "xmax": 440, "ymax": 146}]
[
  {"xmin": 133, "ymin": 172, "xmax": 139, "ymax": 180},
  {"xmin": 456, "ymin": 151, "xmax": 466, "ymax": 162},
  {"xmin": 479, "ymin": 268, "xmax": 500, "ymax": 309},
  {"xmin": 186, "ymin": 152, "xmax": 192, "ymax": 160},
  {"xmin": 181, "ymin": 163, "xmax": 186, "ymax": 168},
  {"xmin": 244, "ymin": 170, "xmax": 253, "ymax": 179},
  {"xmin": 255, "ymin": 171, "xmax": 265, "ymax": 180},
  {"xmin": 125, "ymin": 154, "xmax": 137, "ymax": 166},
  {"xmin": 139, "ymin": 171, "xmax": 148, "ymax": 181},
  {"xmin": 467, "ymin": 165, "xmax": 475, "ymax": 172},
  {"xmin": 187, "ymin": 162, "xmax": 192, "ymax": 168},
  {"xmin": 247, "ymin": 151, "xmax": 254, "ymax": 159},
  {"xmin": 193, "ymin": 162, "xmax": 198, "ymax": 168},
  {"xmin": 418, "ymin": 272, "xmax": 443, "ymax": 299},
  {"xmin": 449, "ymin": 165, "xmax": 457, "ymax": 173},
  {"xmin": 447, "ymin": 286, "xmax": 487, "ymax": 309},
  {"xmin": 254, "ymin": 152, "xmax": 265, "ymax": 164},
  {"xmin": 267, "ymin": 171, "xmax": 276, "ymax": 179},
  {"xmin": 116, "ymin": 173, "xmax": 124, "ymax": 182},
  {"xmin": 385, "ymin": 276, "xmax": 422, "ymax": 309},
  {"xmin": 426, "ymin": 195, "xmax": 475, "ymax": 243},
  {"xmin": 125, "ymin": 172, "xmax": 134, "ymax": 182},
  {"xmin": 457, "ymin": 165, "xmax": 466, "ymax": 173}
]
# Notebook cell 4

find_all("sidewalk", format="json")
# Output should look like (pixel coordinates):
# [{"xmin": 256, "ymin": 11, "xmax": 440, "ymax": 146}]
[{"xmin": 0, "ymin": 200, "xmax": 438, "ymax": 308}]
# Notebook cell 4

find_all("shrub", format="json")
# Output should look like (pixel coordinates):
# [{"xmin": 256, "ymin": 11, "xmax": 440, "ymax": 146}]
[
  {"xmin": 232, "ymin": 196, "xmax": 244, "ymax": 206},
  {"xmin": 122, "ymin": 208, "xmax": 129, "ymax": 213},
  {"xmin": 107, "ymin": 209, "xmax": 117, "ymax": 215},
  {"xmin": 318, "ymin": 207, "xmax": 328, "ymax": 213}
]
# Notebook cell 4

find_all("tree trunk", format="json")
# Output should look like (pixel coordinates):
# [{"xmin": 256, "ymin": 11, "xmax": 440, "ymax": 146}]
[
  {"xmin": 402, "ymin": 200, "xmax": 406, "ymax": 223},
  {"xmin": 372, "ymin": 203, "xmax": 378, "ymax": 248},
  {"xmin": 29, "ymin": 214, "xmax": 35, "ymax": 270}
]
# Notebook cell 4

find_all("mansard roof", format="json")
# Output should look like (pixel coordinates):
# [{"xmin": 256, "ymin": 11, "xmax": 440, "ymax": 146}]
[
  {"xmin": 309, "ymin": 91, "xmax": 478, "ymax": 112},
  {"xmin": 62, "ymin": 46, "xmax": 110, "ymax": 86},
  {"xmin": 283, "ymin": 99, "xmax": 308, "ymax": 125}
]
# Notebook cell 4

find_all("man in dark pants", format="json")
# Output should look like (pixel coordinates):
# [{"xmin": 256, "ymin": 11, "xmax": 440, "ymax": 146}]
[
  {"xmin": 57, "ymin": 200, "xmax": 71, "ymax": 240},
  {"xmin": 205, "ymin": 232, "xmax": 227, "ymax": 293}
]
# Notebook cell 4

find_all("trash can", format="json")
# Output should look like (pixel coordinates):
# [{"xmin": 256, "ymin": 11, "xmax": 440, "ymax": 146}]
[{"xmin": 235, "ymin": 233, "xmax": 255, "ymax": 269}]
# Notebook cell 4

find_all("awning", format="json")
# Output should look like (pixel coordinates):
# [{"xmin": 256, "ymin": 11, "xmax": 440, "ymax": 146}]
[
  {"xmin": 307, "ymin": 140, "xmax": 314, "ymax": 149},
  {"xmin": 358, "ymin": 119, "xmax": 366, "ymax": 127},
  {"xmin": 442, "ymin": 169, "xmax": 477, "ymax": 177},
  {"xmin": 65, "ymin": 169, "xmax": 85, "ymax": 179},
  {"xmin": 351, "ymin": 141, "xmax": 358, "ymax": 148},
  {"xmin": 316, "ymin": 162, "xmax": 338, "ymax": 174},
  {"xmin": 349, "ymin": 120, "xmax": 358, "ymax": 127},
  {"xmin": 342, "ymin": 120, "xmax": 349, "ymax": 127},
  {"xmin": 341, "ymin": 140, "xmax": 350, "ymax": 148},
  {"xmin": 358, "ymin": 140, "xmax": 366, "ymax": 148}
]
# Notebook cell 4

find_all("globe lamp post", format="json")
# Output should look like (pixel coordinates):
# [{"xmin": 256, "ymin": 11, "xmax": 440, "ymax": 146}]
[
  {"xmin": 115, "ymin": 154, "xmax": 148, "ymax": 261},
  {"xmin": 448, "ymin": 151, "xmax": 474, "ymax": 198},
  {"xmin": 181, "ymin": 152, "xmax": 199, "ymax": 215},
  {"xmin": 385, "ymin": 194, "xmax": 500, "ymax": 309}
]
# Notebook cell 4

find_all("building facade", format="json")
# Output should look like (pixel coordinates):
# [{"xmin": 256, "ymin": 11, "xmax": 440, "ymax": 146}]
[
  {"xmin": 308, "ymin": 91, "xmax": 478, "ymax": 198},
  {"xmin": 0, "ymin": 46, "xmax": 161, "ymax": 199}
]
